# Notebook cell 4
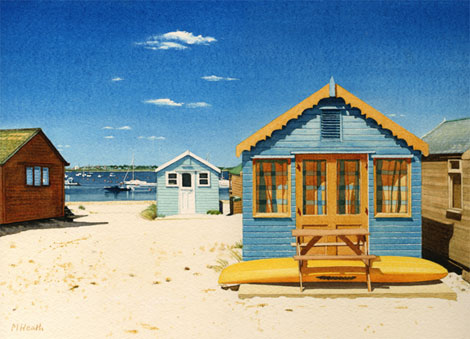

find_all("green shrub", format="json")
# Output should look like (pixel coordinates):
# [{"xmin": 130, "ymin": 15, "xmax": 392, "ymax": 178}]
[
  {"xmin": 206, "ymin": 210, "xmax": 221, "ymax": 215},
  {"xmin": 78, "ymin": 205, "xmax": 85, "ymax": 210},
  {"xmin": 140, "ymin": 203, "xmax": 157, "ymax": 220}
]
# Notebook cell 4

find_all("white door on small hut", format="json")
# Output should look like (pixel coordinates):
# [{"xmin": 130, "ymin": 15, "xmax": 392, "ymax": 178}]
[{"xmin": 179, "ymin": 172, "xmax": 195, "ymax": 214}]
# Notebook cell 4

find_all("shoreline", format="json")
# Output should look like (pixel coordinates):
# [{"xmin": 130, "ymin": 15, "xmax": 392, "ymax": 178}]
[{"xmin": 66, "ymin": 200, "xmax": 154, "ymax": 205}]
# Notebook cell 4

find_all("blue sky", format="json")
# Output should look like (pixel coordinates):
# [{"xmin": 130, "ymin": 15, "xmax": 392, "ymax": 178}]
[{"xmin": 1, "ymin": 1, "xmax": 468, "ymax": 167}]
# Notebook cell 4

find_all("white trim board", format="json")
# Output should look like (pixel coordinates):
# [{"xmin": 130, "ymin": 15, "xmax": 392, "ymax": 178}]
[{"xmin": 155, "ymin": 150, "xmax": 221, "ymax": 174}]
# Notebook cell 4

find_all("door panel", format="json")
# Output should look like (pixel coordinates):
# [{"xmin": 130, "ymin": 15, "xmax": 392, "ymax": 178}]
[
  {"xmin": 296, "ymin": 154, "xmax": 368, "ymax": 256},
  {"xmin": 179, "ymin": 172, "xmax": 195, "ymax": 214}
]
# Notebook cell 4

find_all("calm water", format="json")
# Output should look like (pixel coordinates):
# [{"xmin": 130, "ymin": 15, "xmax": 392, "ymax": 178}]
[{"xmin": 65, "ymin": 171, "xmax": 229, "ymax": 202}]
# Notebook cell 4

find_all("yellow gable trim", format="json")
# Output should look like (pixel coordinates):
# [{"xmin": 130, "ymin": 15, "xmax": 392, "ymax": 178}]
[{"xmin": 235, "ymin": 83, "xmax": 429, "ymax": 157}]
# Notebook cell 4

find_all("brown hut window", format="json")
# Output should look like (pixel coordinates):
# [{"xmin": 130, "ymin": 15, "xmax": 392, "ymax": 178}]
[{"xmin": 26, "ymin": 166, "xmax": 50, "ymax": 187}]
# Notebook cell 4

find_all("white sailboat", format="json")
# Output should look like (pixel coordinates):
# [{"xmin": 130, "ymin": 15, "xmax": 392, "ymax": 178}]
[{"xmin": 123, "ymin": 154, "xmax": 156, "ymax": 190}]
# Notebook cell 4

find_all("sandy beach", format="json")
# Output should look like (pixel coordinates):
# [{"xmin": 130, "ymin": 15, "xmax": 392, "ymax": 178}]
[{"xmin": 1, "ymin": 202, "xmax": 469, "ymax": 339}]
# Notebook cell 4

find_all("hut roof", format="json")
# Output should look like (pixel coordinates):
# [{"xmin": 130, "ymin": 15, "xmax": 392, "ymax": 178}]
[
  {"xmin": 155, "ymin": 150, "xmax": 221, "ymax": 173},
  {"xmin": 0, "ymin": 128, "xmax": 69, "ymax": 165},
  {"xmin": 422, "ymin": 117, "xmax": 470, "ymax": 155},
  {"xmin": 235, "ymin": 82, "xmax": 429, "ymax": 157},
  {"xmin": 227, "ymin": 163, "xmax": 242, "ymax": 175}
]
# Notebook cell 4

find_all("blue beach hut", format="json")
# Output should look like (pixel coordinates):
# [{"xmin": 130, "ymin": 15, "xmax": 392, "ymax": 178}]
[
  {"xmin": 235, "ymin": 79, "xmax": 429, "ymax": 261},
  {"xmin": 156, "ymin": 150, "xmax": 221, "ymax": 216}
]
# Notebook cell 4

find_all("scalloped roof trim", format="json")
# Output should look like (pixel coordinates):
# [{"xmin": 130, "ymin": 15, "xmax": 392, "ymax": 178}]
[{"xmin": 236, "ymin": 83, "xmax": 428, "ymax": 157}]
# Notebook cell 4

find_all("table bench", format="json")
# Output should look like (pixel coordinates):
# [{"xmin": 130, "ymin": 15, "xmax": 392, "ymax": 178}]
[{"xmin": 291, "ymin": 228, "xmax": 376, "ymax": 292}]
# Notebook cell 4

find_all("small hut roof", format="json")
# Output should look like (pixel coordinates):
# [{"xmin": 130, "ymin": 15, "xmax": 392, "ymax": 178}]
[
  {"xmin": 0, "ymin": 128, "xmax": 69, "ymax": 165},
  {"xmin": 155, "ymin": 150, "xmax": 221, "ymax": 173},
  {"xmin": 422, "ymin": 117, "xmax": 470, "ymax": 155},
  {"xmin": 235, "ymin": 82, "xmax": 429, "ymax": 157}
]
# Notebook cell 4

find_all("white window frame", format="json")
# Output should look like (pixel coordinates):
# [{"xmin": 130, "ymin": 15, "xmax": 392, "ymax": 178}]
[
  {"xmin": 166, "ymin": 171, "xmax": 178, "ymax": 187},
  {"xmin": 198, "ymin": 171, "xmax": 210, "ymax": 187},
  {"xmin": 448, "ymin": 159, "xmax": 463, "ymax": 212}
]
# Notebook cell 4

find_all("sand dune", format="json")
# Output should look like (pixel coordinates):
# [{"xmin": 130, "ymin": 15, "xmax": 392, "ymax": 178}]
[{"xmin": 1, "ymin": 202, "xmax": 469, "ymax": 338}]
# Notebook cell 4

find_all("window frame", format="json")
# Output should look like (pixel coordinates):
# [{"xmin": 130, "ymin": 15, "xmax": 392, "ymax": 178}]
[
  {"xmin": 25, "ymin": 165, "xmax": 50, "ymax": 187},
  {"xmin": 165, "ymin": 171, "xmax": 178, "ymax": 187},
  {"xmin": 252, "ymin": 158, "xmax": 292, "ymax": 218},
  {"xmin": 42, "ymin": 167, "xmax": 50, "ymax": 186},
  {"xmin": 373, "ymin": 158, "xmax": 412, "ymax": 218},
  {"xmin": 447, "ymin": 159, "xmax": 463, "ymax": 213},
  {"xmin": 197, "ymin": 171, "xmax": 211, "ymax": 187}
]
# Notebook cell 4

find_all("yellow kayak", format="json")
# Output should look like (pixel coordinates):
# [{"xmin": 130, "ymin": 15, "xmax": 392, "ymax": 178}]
[{"xmin": 218, "ymin": 256, "xmax": 447, "ymax": 285}]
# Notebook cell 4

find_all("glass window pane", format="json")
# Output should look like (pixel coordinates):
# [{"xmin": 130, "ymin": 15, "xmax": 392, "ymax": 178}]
[
  {"xmin": 182, "ymin": 173, "xmax": 192, "ymax": 187},
  {"xmin": 34, "ymin": 167, "xmax": 41, "ymax": 186},
  {"xmin": 256, "ymin": 160, "xmax": 289, "ymax": 214},
  {"xmin": 42, "ymin": 167, "xmax": 49, "ymax": 185},
  {"xmin": 337, "ymin": 160, "xmax": 360, "ymax": 215},
  {"xmin": 303, "ymin": 160, "xmax": 326, "ymax": 215},
  {"xmin": 376, "ymin": 159, "xmax": 408, "ymax": 214},
  {"xmin": 450, "ymin": 173, "xmax": 462, "ymax": 209},
  {"xmin": 26, "ymin": 167, "xmax": 33, "ymax": 185}
]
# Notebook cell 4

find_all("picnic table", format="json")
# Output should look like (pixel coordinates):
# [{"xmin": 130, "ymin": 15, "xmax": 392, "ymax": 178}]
[{"xmin": 291, "ymin": 228, "xmax": 376, "ymax": 292}]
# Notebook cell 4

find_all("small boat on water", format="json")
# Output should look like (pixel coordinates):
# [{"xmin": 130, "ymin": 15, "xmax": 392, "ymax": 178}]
[
  {"xmin": 123, "ymin": 154, "xmax": 156, "ymax": 190},
  {"xmin": 65, "ymin": 177, "xmax": 80, "ymax": 187},
  {"xmin": 104, "ymin": 184, "xmax": 130, "ymax": 192}
]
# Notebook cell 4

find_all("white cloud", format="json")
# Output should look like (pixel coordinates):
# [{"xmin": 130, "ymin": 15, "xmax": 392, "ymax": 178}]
[
  {"xmin": 400, "ymin": 114, "xmax": 406, "ymax": 117},
  {"xmin": 104, "ymin": 136, "xmax": 114, "ymax": 139},
  {"xmin": 111, "ymin": 77, "xmax": 124, "ymax": 82},
  {"xmin": 57, "ymin": 144, "xmax": 63, "ymax": 148},
  {"xmin": 144, "ymin": 98, "xmax": 183, "ymax": 107},
  {"xmin": 147, "ymin": 136, "xmax": 166, "ymax": 141},
  {"xmin": 138, "ymin": 136, "xmax": 145, "ymax": 139},
  {"xmin": 117, "ymin": 126, "xmax": 132, "ymax": 130},
  {"xmin": 161, "ymin": 31, "xmax": 216, "ymax": 45},
  {"xmin": 186, "ymin": 102, "xmax": 211, "ymax": 108},
  {"xmin": 136, "ymin": 30, "xmax": 216, "ymax": 50},
  {"xmin": 389, "ymin": 113, "xmax": 397, "ymax": 117},
  {"xmin": 102, "ymin": 126, "xmax": 114, "ymax": 130},
  {"xmin": 65, "ymin": 145, "xmax": 71, "ymax": 148},
  {"xmin": 201, "ymin": 75, "xmax": 239, "ymax": 82}
]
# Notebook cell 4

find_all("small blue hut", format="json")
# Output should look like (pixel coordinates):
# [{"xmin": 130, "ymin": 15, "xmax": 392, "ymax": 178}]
[
  {"xmin": 236, "ymin": 79, "xmax": 429, "ymax": 261},
  {"xmin": 156, "ymin": 150, "xmax": 221, "ymax": 216}
]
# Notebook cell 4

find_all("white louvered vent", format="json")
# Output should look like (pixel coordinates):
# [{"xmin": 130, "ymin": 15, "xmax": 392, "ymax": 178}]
[{"xmin": 321, "ymin": 111, "xmax": 341, "ymax": 139}]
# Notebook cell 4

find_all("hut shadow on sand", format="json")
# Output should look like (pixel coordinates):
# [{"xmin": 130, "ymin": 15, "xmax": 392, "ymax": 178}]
[{"xmin": 0, "ymin": 217, "xmax": 108, "ymax": 237}]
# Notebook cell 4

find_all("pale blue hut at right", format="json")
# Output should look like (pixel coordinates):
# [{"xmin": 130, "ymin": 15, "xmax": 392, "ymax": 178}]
[{"xmin": 156, "ymin": 150, "xmax": 221, "ymax": 216}]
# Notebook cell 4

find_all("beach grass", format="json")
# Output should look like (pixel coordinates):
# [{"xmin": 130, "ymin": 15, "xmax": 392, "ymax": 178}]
[{"xmin": 140, "ymin": 203, "xmax": 157, "ymax": 220}]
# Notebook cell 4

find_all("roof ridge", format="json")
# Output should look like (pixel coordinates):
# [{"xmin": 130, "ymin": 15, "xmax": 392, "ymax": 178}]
[
  {"xmin": 444, "ymin": 117, "xmax": 470, "ymax": 123},
  {"xmin": 0, "ymin": 128, "xmax": 41, "ymax": 132}
]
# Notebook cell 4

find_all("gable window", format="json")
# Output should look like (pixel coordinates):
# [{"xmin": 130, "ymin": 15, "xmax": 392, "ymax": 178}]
[
  {"xmin": 374, "ymin": 159, "xmax": 411, "ymax": 217},
  {"xmin": 448, "ymin": 160, "xmax": 462, "ymax": 211},
  {"xmin": 321, "ymin": 110, "xmax": 341, "ymax": 140},
  {"xmin": 166, "ymin": 172, "xmax": 178, "ymax": 187},
  {"xmin": 198, "ymin": 172, "xmax": 210, "ymax": 187},
  {"xmin": 253, "ymin": 159, "xmax": 291, "ymax": 217},
  {"xmin": 26, "ymin": 166, "xmax": 50, "ymax": 186}
]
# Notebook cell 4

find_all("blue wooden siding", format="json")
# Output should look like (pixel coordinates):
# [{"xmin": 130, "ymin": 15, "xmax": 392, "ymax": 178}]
[
  {"xmin": 156, "ymin": 155, "xmax": 219, "ymax": 216},
  {"xmin": 242, "ymin": 98, "xmax": 422, "ymax": 260}
]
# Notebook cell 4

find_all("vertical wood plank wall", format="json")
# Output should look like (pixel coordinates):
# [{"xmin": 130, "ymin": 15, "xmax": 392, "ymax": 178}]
[
  {"xmin": 230, "ymin": 173, "xmax": 243, "ymax": 214},
  {"xmin": 242, "ymin": 98, "xmax": 422, "ymax": 260},
  {"xmin": 1, "ymin": 133, "xmax": 66, "ymax": 224},
  {"xmin": 422, "ymin": 156, "xmax": 470, "ymax": 269}
]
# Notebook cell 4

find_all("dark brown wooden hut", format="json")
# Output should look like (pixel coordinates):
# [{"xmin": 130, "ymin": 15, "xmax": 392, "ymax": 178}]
[{"xmin": 0, "ymin": 128, "xmax": 69, "ymax": 224}]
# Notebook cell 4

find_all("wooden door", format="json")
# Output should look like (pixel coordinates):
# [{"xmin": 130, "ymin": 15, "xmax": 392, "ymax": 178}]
[
  {"xmin": 295, "ymin": 154, "xmax": 368, "ymax": 255},
  {"xmin": 179, "ymin": 172, "xmax": 195, "ymax": 214}
]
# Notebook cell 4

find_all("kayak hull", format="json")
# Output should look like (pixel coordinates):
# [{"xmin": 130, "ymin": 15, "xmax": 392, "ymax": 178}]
[{"xmin": 218, "ymin": 256, "xmax": 448, "ymax": 285}]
